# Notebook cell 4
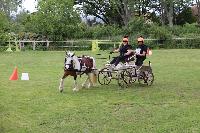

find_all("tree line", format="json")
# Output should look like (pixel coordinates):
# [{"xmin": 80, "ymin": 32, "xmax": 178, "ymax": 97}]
[{"xmin": 0, "ymin": 0, "xmax": 200, "ymax": 44}]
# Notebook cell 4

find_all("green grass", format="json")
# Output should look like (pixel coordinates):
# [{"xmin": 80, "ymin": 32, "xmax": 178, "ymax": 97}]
[{"xmin": 0, "ymin": 49, "xmax": 200, "ymax": 133}]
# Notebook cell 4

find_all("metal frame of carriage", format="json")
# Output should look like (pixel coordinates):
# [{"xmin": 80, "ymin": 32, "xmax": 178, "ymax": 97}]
[{"xmin": 97, "ymin": 54, "xmax": 154, "ymax": 88}]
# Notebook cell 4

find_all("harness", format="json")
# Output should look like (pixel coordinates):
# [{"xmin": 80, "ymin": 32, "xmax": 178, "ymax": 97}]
[{"xmin": 64, "ymin": 56, "xmax": 94, "ymax": 76}]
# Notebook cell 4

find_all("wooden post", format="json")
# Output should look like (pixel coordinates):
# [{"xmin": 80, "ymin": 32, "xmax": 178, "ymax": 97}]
[
  {"xmin": 47, "ymin": 41, "xmax": 49, "ymax": 47},
  {"xmin": 33, "ymin": 41, "xmax": 36, "ymax": 50},
  {"xmin": 47, "ymin": 41, "xmax": 50, "ymax": 50},
  {"xmin": 92, "ymin": 40, "xmax": 99, "ymax": 52},
  {"xmin": 19, "ymin": 41, "xmax": 22, "ymax": 50}
]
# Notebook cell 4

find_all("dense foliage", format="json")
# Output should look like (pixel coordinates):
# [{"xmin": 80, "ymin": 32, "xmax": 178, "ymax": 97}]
[{"xmin": 0, "ymin": 0, "xmax": 200, "ymax": 49}]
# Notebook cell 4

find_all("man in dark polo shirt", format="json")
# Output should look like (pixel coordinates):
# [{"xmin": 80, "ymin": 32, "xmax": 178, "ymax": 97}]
[
  {"xmin": 110, "ymin": 38, "xmax": 133, "ymax": 67},
  {"xmin": 135, "ymin": 37, "xmax": 148, "ymax": 66}
]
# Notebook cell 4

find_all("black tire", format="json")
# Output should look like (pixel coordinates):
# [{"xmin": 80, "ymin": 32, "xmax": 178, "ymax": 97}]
[
  {"xmin": 98, "ymin": 68, "xmax": 112, "ymax": 85},
  {"xmin": 138, "ymin": 71, "xmax": 154, "ymax": 86},
  {"xmin": 127, "ymin": 68, "xmax": 137, "ymax": 84},
  {"xmin": 118, "ymin": 70, "xmax": 131, "ymax": 88}
]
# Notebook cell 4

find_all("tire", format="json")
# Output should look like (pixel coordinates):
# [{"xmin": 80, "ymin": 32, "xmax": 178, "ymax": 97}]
[
  {"xmin": 118, "ymin": 70, "xmax": 131, "ymax": 88},
  {"xmin": 98, "ymin": 68, "xmax": 112, "ymax": 85},
  {"xmin": 127, "ymin": 68, "xmax": 137, "ymax": 84},
  {"xmin": 138, "ymin": 71, "xmax": 154, "ymax": 86}
]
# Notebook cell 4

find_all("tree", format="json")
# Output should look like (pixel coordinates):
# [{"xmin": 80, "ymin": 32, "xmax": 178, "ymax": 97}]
[
  {"xmin": 82, "ymin": 0, "xmax": 111, "ymax": 24},
  {"xmin": 0, "ymin": 11, "xmax": 9, "ymax": 31},
  {"xmin": 78, "ymin": 0, "xmax": 136, "ymax": 26},
  {"xmin": 196, "ymin": 0, "xmax": 200, "ymax": 25},
  {"xmin": 176, "ymin": 7, "xmax": 197, "ymax": 25},
  {"xmin": 151, "ymin": 0, "xmax": 193, "ymax": 27},
  {"xmin": 157, "ymin": 0, "xmax": 174, "ymax": 27},
  {"xmin": 110, "ymin": 0, "xmax": 134, "ymax": 26},
  {"xmin": 0, "ymin": 11, "xmax": 10, "ymax": 44},
  {"xmin": 27, "ymin": 0, "xmax": 81, "ymax": 40},
  {"xmin": 0, "ymin": 0, "xmax": 23, "ymax": 17}
]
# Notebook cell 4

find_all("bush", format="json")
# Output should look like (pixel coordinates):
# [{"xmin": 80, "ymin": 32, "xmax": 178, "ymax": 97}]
[
  {"xmin": 92, "ymin": 25, "xmax": 123, "ymax": 39},
  {"xmin": 181, "ymin": 23, "xmax": 200, "ymax": 37},
  {"xmin": 0, "ymin": 32, "xmax": 9, "ymax": 46},
  {"xmin": 126, "ymin": 17, "xmax": 148, "ymax": 36},
  {"xmin": 148, "ymin": 24, "xmax": 172, "ymax": 41}
]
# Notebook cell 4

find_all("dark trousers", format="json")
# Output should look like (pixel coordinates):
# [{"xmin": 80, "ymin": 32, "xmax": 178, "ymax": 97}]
[
  {"xmin": 110, "ymin": 55, "xmax": 130, "ymax": 66},
  {"xmin": 135, "ymin": 58, "xmax": 145, "ymax": 66}
]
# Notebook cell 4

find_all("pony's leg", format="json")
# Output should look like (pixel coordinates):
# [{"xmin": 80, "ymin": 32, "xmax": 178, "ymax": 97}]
[
  {"xmin": 59, "ymin": 78, "xmax": 64, "ymax": 92},
  {"xmin": 91, "ymin": 70, "xmax": 97, "ymax": 87},
  {"xmin": 59, "ymin": 72, "xmax": 68, "ymax": 92},
  {"xmin": 88, "ymin": 71, "xmax": 98, "ymax": 88},
  {"xmin": 82, "ymin": 76, "xmax": 89, "ymax": 88},
  {"xmin": 87, "ymin": 73, "xmax": 93, "ymax": 88},
  {"xmin": 73, "ymin": 76, "xmax": 79, "ymax": 91}
]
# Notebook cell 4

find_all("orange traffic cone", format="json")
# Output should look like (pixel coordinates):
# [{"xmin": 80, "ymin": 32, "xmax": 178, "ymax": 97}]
[{"xmin": 9, "ymin": 67, "xmax": 18, "ymax": 80}]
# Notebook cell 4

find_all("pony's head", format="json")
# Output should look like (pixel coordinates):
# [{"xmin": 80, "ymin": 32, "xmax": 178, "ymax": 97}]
[
  {"xmin": 66, "ymin": 51, "xmax": 75, "ymax": 57},
  {"xmin": 65, "ymin": 51, "xmax": 75, "ymax": 70}
]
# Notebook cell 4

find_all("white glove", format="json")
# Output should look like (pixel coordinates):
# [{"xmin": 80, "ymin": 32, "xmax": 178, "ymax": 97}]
[{"xmin": 135, "ymin": 48, "xmax": 141, "ymax": 55}]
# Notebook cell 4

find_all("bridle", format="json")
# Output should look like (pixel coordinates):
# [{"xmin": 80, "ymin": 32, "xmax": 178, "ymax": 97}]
[{"xmin": 65, "ymin": 55, "xmax": 75, "ymax": 70}]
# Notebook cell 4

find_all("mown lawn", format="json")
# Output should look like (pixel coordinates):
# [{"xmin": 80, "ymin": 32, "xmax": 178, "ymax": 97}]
[{"xmin": 0, "ymin": 49, "xmax": 200, "ymax": 133}]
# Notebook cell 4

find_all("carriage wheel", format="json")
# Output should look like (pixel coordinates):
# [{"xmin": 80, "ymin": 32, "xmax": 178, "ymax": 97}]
[
  {"xmin": 129, "ymin": 77, "xmax": 136, "ymax": 84},
  {"xmin": 138, "ymin": 71, "xmax": 154, "ymax": 86},
  {"xmin": 126, "ymin": 68, "xmax": 136, "ymax": 84},
  {"xmin": 98, "ymin": 68, "xmax": 112, "ymax": 85},
  {"xmin": 118, "ymin": 70, "xmax": 131, "ymax": 88}
]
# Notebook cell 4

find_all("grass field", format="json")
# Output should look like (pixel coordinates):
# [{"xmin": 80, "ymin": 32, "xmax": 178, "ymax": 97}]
[{"xmin": 0, "ymin": 49, "xmax": 200, "ymax": 133}]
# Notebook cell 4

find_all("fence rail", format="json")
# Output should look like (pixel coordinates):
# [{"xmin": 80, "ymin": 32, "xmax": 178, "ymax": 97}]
[
  {"xmin": 5, "ymin": 40, "xmax": 120, "ymax": 51},
  {"xmin": 3, "ymin": 38, "xmax": 200, "ymax": 51}
]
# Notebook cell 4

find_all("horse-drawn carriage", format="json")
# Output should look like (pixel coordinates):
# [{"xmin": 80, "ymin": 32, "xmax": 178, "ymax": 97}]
[
  {"xmin": 97, "ymin": 54, "xmax": 154, "ymax": 88},
  {"xmin": 59, "ymin": 51, "xmax": 154, "ymax": 92}
]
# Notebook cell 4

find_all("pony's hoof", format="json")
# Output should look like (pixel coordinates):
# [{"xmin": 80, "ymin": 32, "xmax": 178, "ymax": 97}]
[
  {"xmin": 87, "ymin": 83, "xmax": 92, "ymax": 88},
  {"xmin": 59, "ymin": 89, "xmax": 63, "ymax": 93},
  {"xmin": 73, "ymin": 88, "xmax": 79, "ymax": 92},
  {"xmin": 91, "ymin": 84, "xmax": 96, "ymax": 87},
  {"xmin": 59, "ymin": 86, "xmax": 63, "ymax": 92},
  {"xmin": 81, "ymin": 84, "xmax": 86, "ymax": 88}
]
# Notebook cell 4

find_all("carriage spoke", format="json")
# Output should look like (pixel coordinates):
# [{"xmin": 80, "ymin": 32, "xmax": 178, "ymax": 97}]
[{"xmin": 98, "ymin": 68, "xmax": 111, "ymax": 85}]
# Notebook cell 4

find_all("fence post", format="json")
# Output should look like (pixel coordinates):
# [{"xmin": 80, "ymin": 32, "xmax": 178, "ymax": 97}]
[
  {"xmin": 47, "ymin": 41, "xmax": 50, "ymax": 48},
  {"xmin": 14, "ymin": 38, "xmax": 20, "ymax": 52},
  {"xmin": 19, "ymin": 41, "xmax": 22, "ymax": 51},
  {"xmin": 15, "ymin": 41, "xmax": 20, "ymax": 52},
  {"xmin": 6, "ymin": 38, "xmax": 13, "ymax": 52},
  {"xmin": 92, "ymin": 40, "xmax": 99, "ymax": 52},
  {"xmin": 33, "ymin": 41, "xmax": 36, "ymax": 50},
  {"xmin": 46, "ymin": 41, "xmax": 50, "ymax": 50}
]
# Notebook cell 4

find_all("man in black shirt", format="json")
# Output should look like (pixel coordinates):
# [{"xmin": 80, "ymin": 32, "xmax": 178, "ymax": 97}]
[
  {"xmin": 135, "ymin": 37, "xmax": 148, "ymax": 66},
  {"xmin": 110, "ymin": 38, "xmax": 133, "ymax": 66}
]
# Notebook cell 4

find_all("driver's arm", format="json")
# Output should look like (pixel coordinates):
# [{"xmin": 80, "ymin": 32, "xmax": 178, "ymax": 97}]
[
  {"xmin": 124, "ymin": 49, "xmax": 134, "ymax": 55},
  {"xmin": 137, "ymin": 51, "xmax": 146, "ymax": 56}
]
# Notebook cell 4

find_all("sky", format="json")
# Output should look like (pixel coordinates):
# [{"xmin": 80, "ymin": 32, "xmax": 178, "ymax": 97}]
[{"xmin": 22, "ymin": 0, "xmax": 38, "ymax": 13}]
